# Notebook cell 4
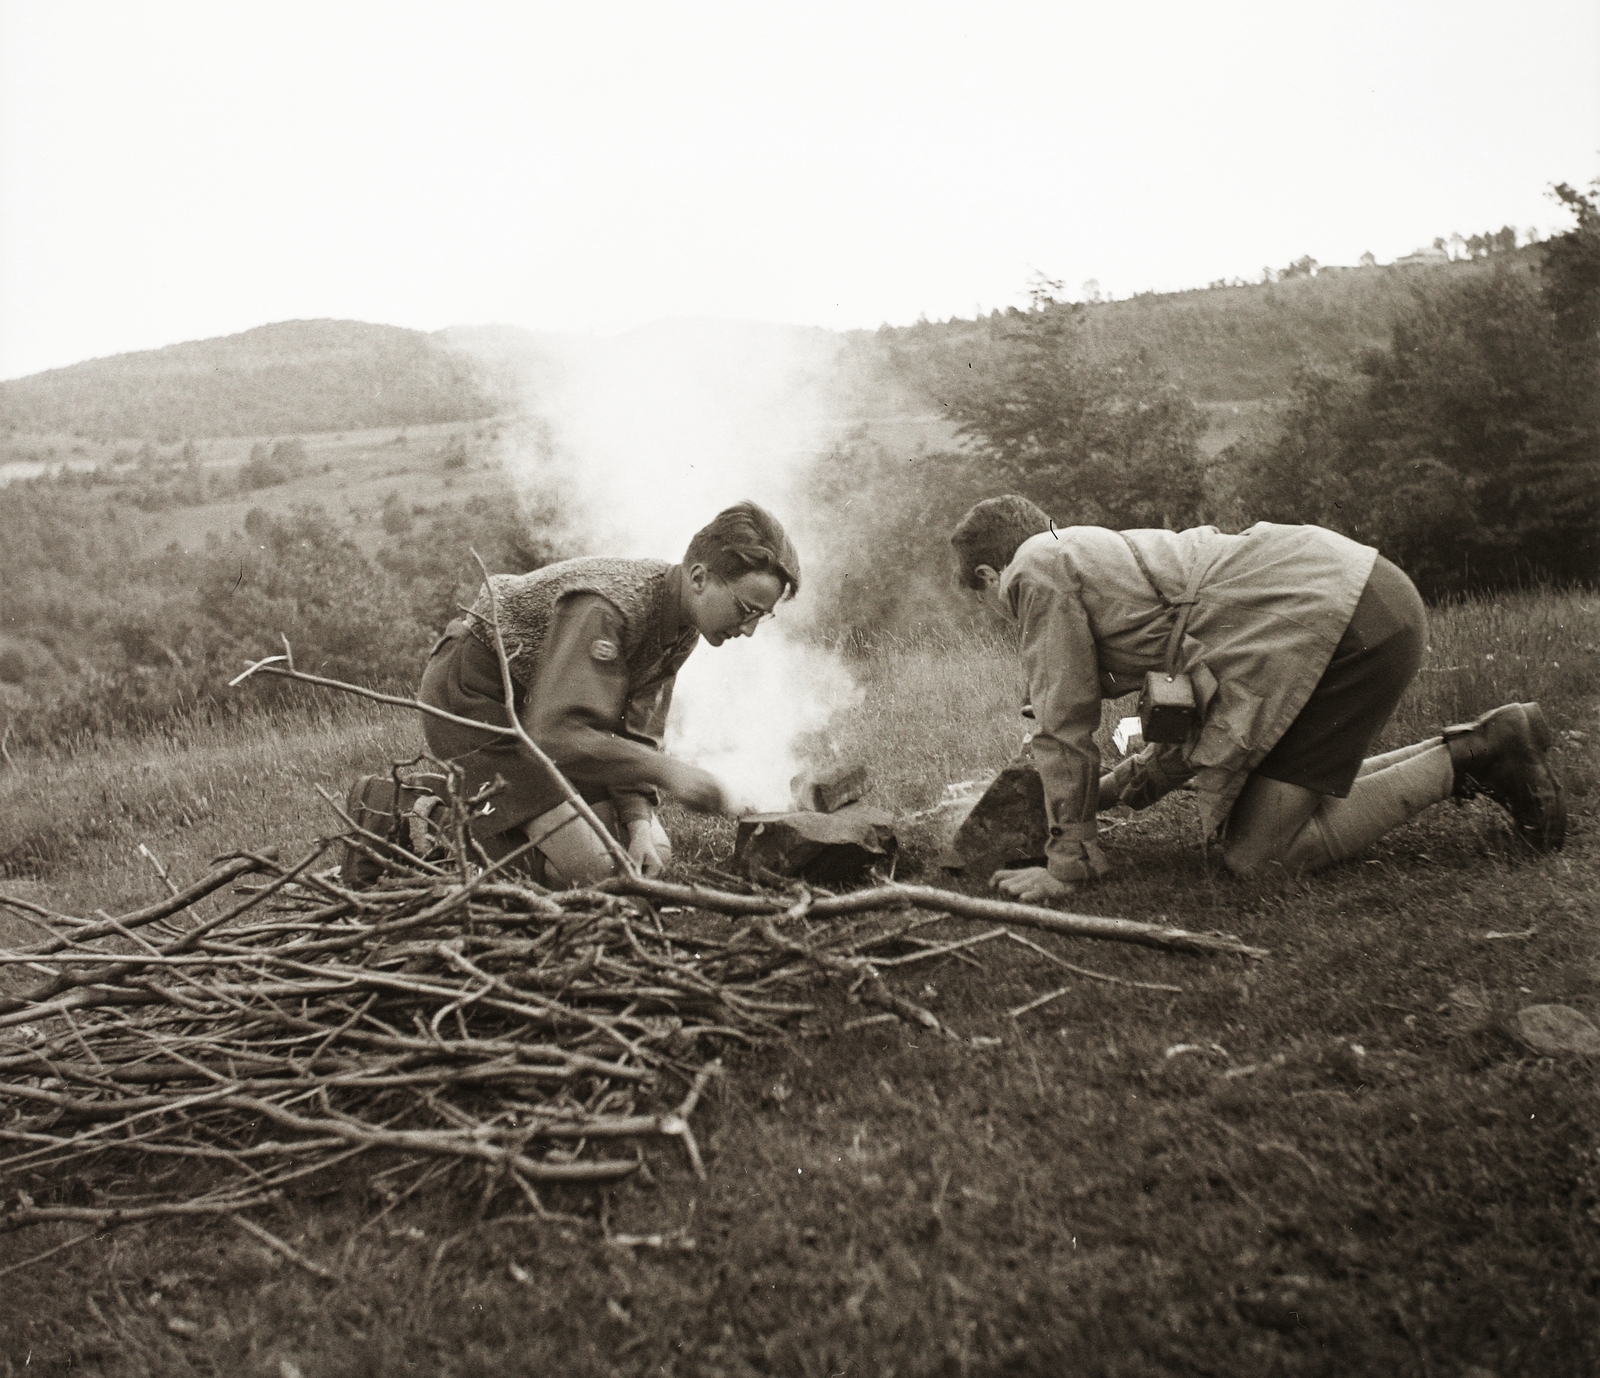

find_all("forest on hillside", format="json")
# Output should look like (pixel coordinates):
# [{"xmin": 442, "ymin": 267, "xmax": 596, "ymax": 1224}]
[
  {"xmin": 1, "ymin": 186, "xmax": 1596, "ymax": 757},
  {"xmin": 815, "ymin": 185, "xmax": 1600, "ymax": 629}
]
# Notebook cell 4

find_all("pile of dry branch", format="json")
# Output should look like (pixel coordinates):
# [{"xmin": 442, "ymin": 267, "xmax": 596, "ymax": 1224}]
[{"xmin": 1, "ymin": 827, "xmax": 1263, "ymax": 1244}]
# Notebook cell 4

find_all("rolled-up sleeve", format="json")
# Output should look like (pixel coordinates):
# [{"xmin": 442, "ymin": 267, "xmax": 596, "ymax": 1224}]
[
  {"xmin": 1013, "ymin": 574, "xmax": 1103, "ymax": 877},
  {"xmin": 523, "ymin": 594, "xmax": 666, "ymax": 794}
]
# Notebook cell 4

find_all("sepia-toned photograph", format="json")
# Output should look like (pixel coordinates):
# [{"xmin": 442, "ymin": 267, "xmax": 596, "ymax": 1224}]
[{"xmin": 2, "ymin": 2, "xmax": 1598, "ymax": 1373}]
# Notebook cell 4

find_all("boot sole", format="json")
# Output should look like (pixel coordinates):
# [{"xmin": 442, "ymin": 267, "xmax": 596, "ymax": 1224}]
[
  {"xmin": 1522, "ymin": 702, "xmax": 1552, "ymax": 753},
  {"xmin": 1509, "ymin": 703, "xmax": 1565, "ymax": 852},
  {"xmin": 1449, "ymin": 702, "xmax": 1567, "ymax": 852}
]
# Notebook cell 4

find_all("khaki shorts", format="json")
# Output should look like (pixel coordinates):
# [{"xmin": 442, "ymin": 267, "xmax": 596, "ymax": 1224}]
[{"xmin": 1252, "ymin": 555, "xmax": 1428, "ymax": 798}]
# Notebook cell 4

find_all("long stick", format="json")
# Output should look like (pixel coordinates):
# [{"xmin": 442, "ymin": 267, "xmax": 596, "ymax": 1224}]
[
  {"xmin": 0, "ymin": 1193, "xmax": 282, "ymax": 1234},
  {"xmin": 598, "ymin": 875, "xmax": 1268, "ymax": 959},
  {"xmin": 230, "ymin": 586, "xmax": 639, "ymax": 881}
]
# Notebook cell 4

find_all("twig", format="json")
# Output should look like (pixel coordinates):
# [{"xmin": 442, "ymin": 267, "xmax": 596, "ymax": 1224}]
[
  {"xmin": 0, "ymin": 1228, "xmax": 102, "ymax": 1280},
  {"xmin": 231, "ymin": 1214, "xmax": 340, "ymax": 1281},
  {"xmin": 1007, "ymin": 986, "xmax": 1073, "ymax": 1020},
  {"xmin": 313, "ymin": 783, "xmax": 448, "ymax": 880},
  {"xmin": 137, "ymin": 844, "xmax": 182, "ymax": 898},
  {"xmin": 0, "ymin": 1194, "xmax": 281, "ymax": 1233},
  {"xmin": 1003, "ymin": 931, "xmax": 1185, "ymax": 993},
  {"xmin": 867, "ymin": 928, "xmax": 1005, "ymax": 968},
  {"xmin": 468, "ymin": 550, "xmax": 639, "ymax": 880}
]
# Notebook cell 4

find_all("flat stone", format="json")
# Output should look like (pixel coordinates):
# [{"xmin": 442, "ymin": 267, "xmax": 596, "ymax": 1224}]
[
  {"xmin": 1444, "ymin": 984, "xmax": 1493, "ymax": 1033},
  {"xmin": 734, "ymin": 804, "xmax": 897, "ymax": 884},
  {"xmin": 1514, "ymin": 1004, "xmax": 1600, "ymax": 1055},
  {"xmin": 790, "ymin": 762, "xmax": 869, "ymax": 814},
  {"xmin": 939, "ymin": 753, "xmax": 1048, "ymax": 876}
]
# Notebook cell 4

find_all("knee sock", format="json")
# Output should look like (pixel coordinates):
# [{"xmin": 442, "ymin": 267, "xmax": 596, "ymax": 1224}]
[
  {"xmin": 1355, "ymin": 736, "xmax": 1441, "ymax": 779},
  {"xmin": 1284, "ymin": 744, "xmax": 1454, "ymax": 872}
]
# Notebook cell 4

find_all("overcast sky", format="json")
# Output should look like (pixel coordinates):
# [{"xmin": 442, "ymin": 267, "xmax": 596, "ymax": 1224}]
[{"xmin": 1, "ymin": 0, "xmax": 1596, "ymax": 381}]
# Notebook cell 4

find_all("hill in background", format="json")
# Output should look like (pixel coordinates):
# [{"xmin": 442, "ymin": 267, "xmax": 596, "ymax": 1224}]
[
  {"xmin": 0, "ymin": 254, "xmax": 1512, "ymax": 444},
  {"xmin": 879, "ymin": 252, "xmax": 1532, "ymax": 404},
  {"xmin": 0, "ymin": 319, "xmax": 501, "ymax": 440}
]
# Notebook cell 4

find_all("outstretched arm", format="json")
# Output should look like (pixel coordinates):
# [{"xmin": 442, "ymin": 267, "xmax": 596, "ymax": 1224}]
[
  {"xmin": 526, "ymin": 596, "xmax": 726, "ymax": 812},
  {"xmin": 993, "ymin": 572, "xmax": 1111, "ymax": 900}
]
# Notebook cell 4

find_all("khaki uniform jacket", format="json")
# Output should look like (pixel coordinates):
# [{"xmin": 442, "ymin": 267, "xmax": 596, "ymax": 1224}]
[
  {"xmin": 998, "ymin": 522, "xmax": 1377, "ymax": 880},
  {"xmin": 420, "ymin": 566, "xmax": 698, "ymax": 838}
]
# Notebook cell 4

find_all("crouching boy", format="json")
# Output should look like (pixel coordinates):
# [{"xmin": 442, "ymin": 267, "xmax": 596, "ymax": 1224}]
[{"xmin": 419, "ymin": 500, "xmax": 799, "ymax": 884}]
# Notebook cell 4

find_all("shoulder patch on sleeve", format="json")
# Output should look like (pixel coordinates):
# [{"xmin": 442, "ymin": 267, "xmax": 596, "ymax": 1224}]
[{"xmin": 589, "ymin": 638, "xmax": 619, "ymax": 662}]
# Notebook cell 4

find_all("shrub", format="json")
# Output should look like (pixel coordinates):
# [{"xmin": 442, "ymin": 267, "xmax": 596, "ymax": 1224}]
[{"xmin": 1220, "ymin": 196, "xmax": 1600, "ymax": 597}]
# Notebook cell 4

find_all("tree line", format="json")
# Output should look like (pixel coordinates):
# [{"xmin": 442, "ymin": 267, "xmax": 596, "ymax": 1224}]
[
  {"xmin": 812, "ymin": 180, "xmax": 1599, "ymax": 634},
  {"xmin": 1223, "ymin": 183, "xmax": 1599, "ymax": 595},
  {"xmin": 0, "ymin": 467, "xmax": 560, "ymax": 755}
]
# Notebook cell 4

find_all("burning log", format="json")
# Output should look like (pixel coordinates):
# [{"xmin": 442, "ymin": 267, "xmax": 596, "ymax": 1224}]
[
  {"xmin": 790, "ymin": 762, "xmax": 868, "ymax": 814},
  {"xmin": 734, "ymin": 803, "xmax": 897, "ymax": 884}
]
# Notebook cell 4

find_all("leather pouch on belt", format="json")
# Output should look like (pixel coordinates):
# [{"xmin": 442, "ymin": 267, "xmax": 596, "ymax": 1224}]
[{"xmin": 1139, "ymin": 670, "xmax": 1199, "ymax": 745}]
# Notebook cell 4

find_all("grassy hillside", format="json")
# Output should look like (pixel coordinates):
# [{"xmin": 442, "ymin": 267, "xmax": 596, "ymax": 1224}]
[
  {"xmin": 877, "ymin": 251, "xmax": 1537, "ymax": 405},
  {"xmin": 0, "ymin": 320, "xmax": 501, "ymax": 440},
  {"xmin": 0, "ymin": 418, "xmax": 565, "ymax": 751}
]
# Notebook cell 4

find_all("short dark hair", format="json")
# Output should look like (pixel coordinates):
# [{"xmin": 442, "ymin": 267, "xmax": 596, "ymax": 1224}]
[
  {"xmin": 684, "ymin": 501, "xmax": 801, "ymax": 598},
  {"xmin": 950, "ymin": 495, "xmax": 1052, "ymax": 589}
]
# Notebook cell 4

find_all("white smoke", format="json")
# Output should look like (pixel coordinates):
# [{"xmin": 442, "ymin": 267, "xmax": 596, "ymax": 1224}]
[
  {"xmin": 665, "ymin": 632, "xmax": 861, "ymax": 814},
  {"xmin": 474, "ymin": 317, "xmax": 862, "ymax": 813}
]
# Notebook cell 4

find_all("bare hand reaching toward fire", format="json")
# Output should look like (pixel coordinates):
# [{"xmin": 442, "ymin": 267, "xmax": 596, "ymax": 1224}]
[{"xmin": 654, "ymin": 758, "xmax": 733, "ymax": 815}]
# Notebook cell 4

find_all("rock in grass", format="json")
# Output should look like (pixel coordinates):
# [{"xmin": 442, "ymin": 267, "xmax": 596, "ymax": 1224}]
[
  {"xmin": 1514, "ymin": 1004, "xmax": 1600, "ymax": 1055},
  {"xmin": 938, "ymin": 753, "xmax": 1048, "ymax": 876},
  {"xmin": 734, "ymin": 804, "xmax": 897, "ymax": 884}
]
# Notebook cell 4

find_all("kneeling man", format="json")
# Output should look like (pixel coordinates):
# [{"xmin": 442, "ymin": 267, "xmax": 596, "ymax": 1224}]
[
  {"xmin": 421, "ymin": 500, "xmax": 798, "ymax": 884},
  {"xmin": 949, "ymin": 495, "xmax": 1565, "ymax": 902}
]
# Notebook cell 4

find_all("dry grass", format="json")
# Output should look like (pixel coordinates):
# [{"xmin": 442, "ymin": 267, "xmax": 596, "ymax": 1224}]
[
  {"xmin": 0, "ymin": 705, "xmax": 412, "ymax": 921},
  {"xmin": 3, "ymin": 589, "xmax": 1599, "ymax": 1377}
]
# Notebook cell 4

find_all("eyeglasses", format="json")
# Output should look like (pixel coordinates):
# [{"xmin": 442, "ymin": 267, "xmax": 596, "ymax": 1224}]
[{"xmin": 729, "ymin": 588, "xmax": 776, "ymax": 627}]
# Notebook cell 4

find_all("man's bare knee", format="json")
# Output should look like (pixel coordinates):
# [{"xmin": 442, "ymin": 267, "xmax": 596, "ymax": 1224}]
[{"xmin": 1221, "ymin": 840, "xmax": 1273, "ymax": 878}]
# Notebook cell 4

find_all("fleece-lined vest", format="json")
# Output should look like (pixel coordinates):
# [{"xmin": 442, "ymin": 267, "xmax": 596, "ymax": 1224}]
[{"xmin": 464, "ymin": 558, "xmax": 676, "ymax": 691}]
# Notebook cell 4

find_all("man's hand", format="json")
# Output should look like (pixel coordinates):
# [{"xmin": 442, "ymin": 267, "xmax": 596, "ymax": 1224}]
[
  {"xmin": 991, "ymin": 867, "xmax": 1074, "ymax": 904},
  {"xmin": 626, "ymin": 819, "xmax": 667, "ymax": 877},
  {"xmin": 655, "ymin": 759, "xmax": 730, "ymax": 814}
]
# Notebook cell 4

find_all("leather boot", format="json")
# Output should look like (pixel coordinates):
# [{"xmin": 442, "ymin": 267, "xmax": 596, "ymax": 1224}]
[{"xmin": 1442, "ymin": 702, "xmax": 1566, "ymax": 851}]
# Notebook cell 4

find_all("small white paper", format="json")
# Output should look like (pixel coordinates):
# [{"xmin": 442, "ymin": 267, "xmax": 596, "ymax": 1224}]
[{"xmin": 1113, "ymin": 716, "xmax": 1144, "ymax": 756}]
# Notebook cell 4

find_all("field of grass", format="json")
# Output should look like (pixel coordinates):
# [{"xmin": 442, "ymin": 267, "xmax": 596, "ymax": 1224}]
[
  {"xmin": 3, "ymin": 590, "xmax": 1598, "ymax": 1377},
  {"xmin": 1, "ymin": 420, "xmax": 512, "ymax": 561}
]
